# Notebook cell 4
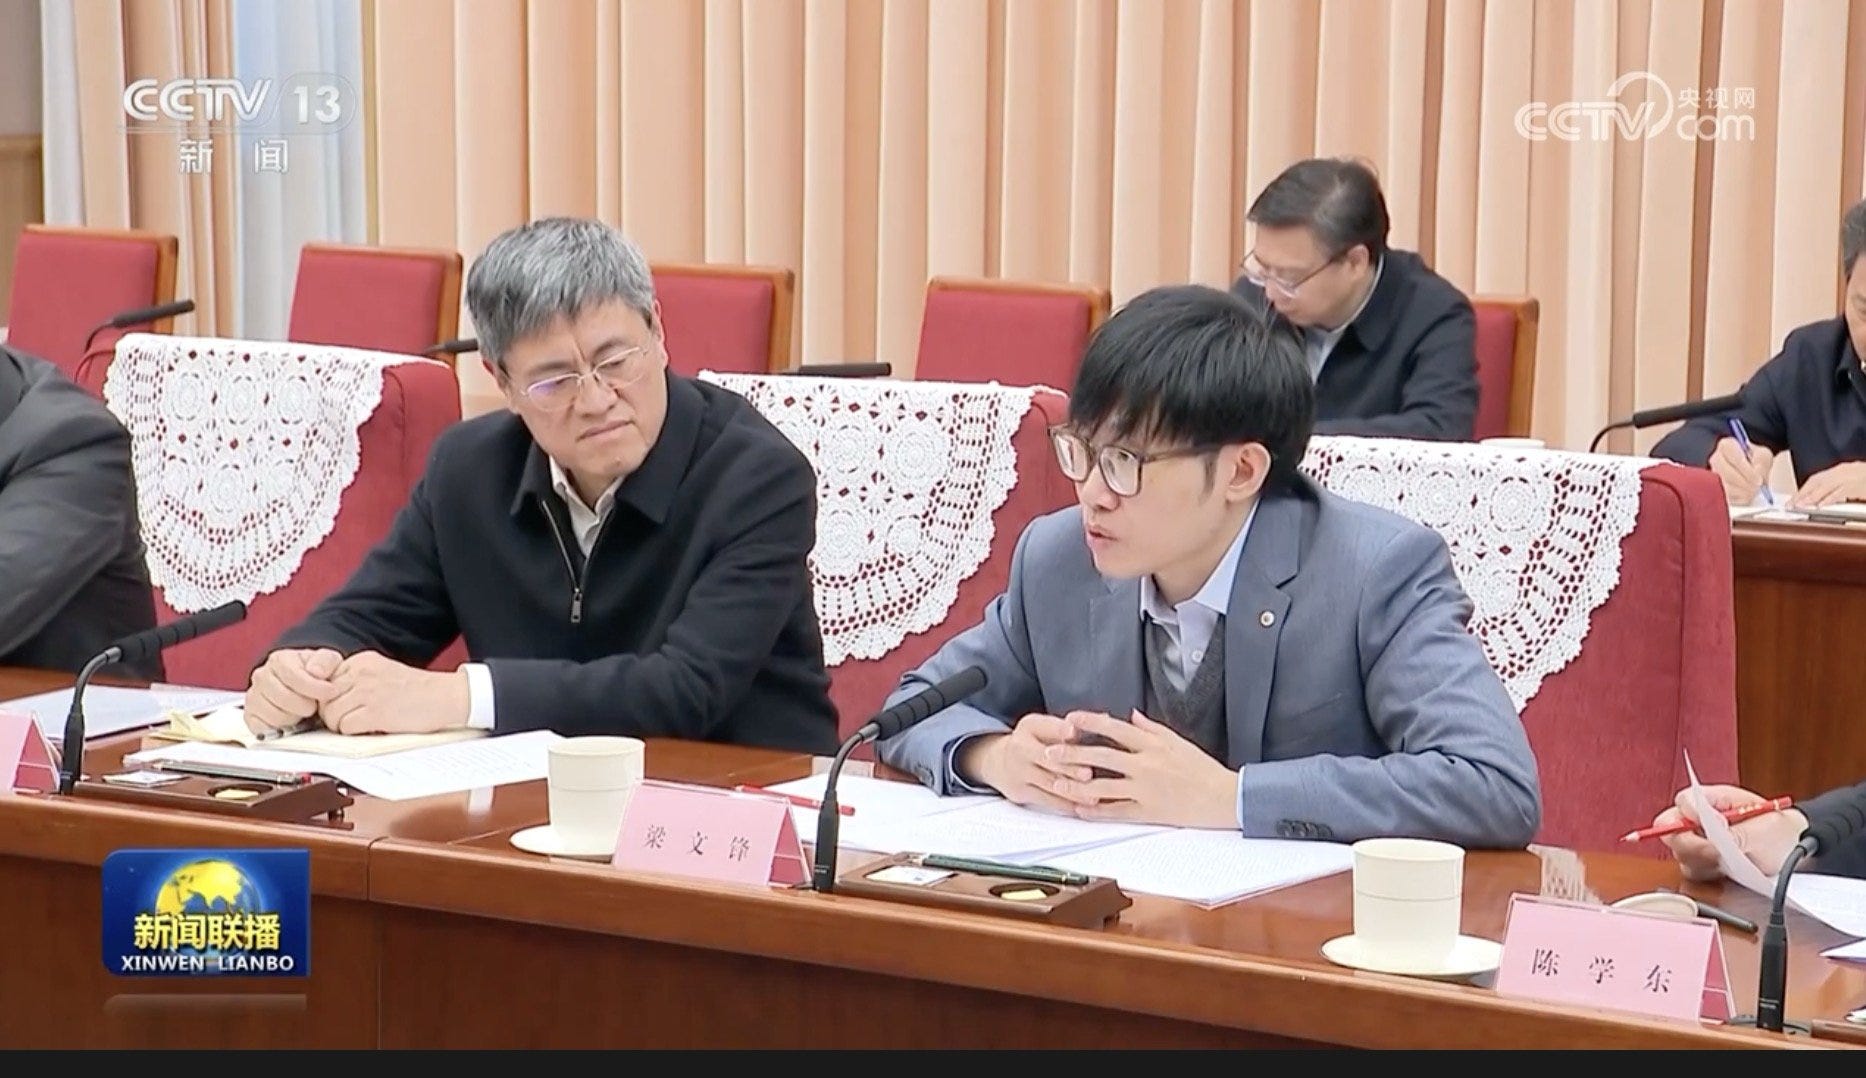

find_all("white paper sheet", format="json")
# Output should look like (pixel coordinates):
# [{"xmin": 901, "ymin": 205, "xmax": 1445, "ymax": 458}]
[
  {"xmin": 1787, "ymin": 872, "xmax": 1866, "ymax": 939},
  {"xmin": 1044, "ymin": 830, "xmax": 1354, "ymax": 907},
  {"xmin": 1820, "ymin": 939, "xmax": 1866, "ymax": 962},
  {"xmin": 769, "ymin": 773, "xmax": 1163, "ymax": 860},
  {"xmin": 2, "ymin": 684, "xmax": 243, "ymax": 741},
  {"xmin": 766, "ymin": 773, "xmax": 991, "ymax": 852},
  {"xmin": 871, "ymin": 797, "xmax": 1168, "ymax": 861},
  {"xmin": 125, "ymin": 729, "xmax": 559, "ymax": 801}
]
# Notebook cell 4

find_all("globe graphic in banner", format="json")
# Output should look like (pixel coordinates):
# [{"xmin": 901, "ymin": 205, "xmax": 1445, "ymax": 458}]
[{"xmin": 153, "ymin": 859, "xmax": 263, "ymax": 919}]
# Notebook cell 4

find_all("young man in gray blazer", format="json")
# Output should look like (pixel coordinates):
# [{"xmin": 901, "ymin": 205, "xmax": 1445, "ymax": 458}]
[{"xmin": 876, "ymin": 285, "xmax": 1541, "ymax": 848}]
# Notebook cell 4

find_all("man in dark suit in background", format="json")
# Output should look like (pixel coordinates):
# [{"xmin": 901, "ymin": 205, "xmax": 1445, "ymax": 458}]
[
  {"xmin": 1652, "ymin": 198, "xmax": 1866, "ymax": 508},
  {"xmin": 1234, "ymin": 157, "xmax": 1478, "ymax": 441},
  {"xmin": 0, "ymin": 345, "xmax": 159, "ymax": 678},
  {"xmin": 245, "ymin": 217, "xmax": 838, "ymax": 754}
]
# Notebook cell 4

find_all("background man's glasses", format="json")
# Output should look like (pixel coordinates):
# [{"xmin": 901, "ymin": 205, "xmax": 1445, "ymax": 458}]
[{"xmin": 1240, "ymin": 249, "xmax": 1341, "ymax": 298}]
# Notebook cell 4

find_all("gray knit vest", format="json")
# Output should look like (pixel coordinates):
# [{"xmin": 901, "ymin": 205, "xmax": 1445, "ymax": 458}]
[{"xmin": 1141, "ymin": 614, "xmax": 1228, "ymax": 762}]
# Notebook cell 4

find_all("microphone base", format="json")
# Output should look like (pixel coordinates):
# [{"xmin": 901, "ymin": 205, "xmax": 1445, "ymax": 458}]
[
  {"xmin": 830, "ymin": 852, "xmax": 1133, "ymax": 929},
  {"xmin": 1724, "ymin": 1014, "xmax": 1811, "ymax": 1035},
  {"xmin": 72, "ymin": 771, "xmax": 354, "ymax": 824}
]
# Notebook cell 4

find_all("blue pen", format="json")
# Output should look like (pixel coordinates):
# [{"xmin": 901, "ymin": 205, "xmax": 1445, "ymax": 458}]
[{"xmin": 1727, "ymin": 417, "xmax": 1776, "ymax": 507}]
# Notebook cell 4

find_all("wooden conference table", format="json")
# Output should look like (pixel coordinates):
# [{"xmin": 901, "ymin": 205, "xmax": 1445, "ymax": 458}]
[
  {"xmin": 2, "ymin": 667, "xmax": 1864, "ymax": 1050},
  {"xmin": 1732, "ymin": 518, "xmax": 1866, "ymax": 802}
]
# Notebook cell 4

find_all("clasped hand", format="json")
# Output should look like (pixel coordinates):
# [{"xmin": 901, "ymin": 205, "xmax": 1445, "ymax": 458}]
[
  {"xmin": 243, "ymin": 648, "xmax": 468, "ymax": 736},
  {"xmin": 957, "ymin": 709, "xmax": 1240, "ymax": 829}
]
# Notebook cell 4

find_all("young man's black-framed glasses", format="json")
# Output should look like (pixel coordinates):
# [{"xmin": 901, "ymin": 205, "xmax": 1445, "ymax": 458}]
[{"xmin": 1048, "ymin": 426, "xmax": 1220, "ymax": 498}]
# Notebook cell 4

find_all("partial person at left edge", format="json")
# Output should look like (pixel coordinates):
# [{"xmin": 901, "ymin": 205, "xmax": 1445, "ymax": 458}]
[
  {"xmin": 244, "ymin": 217, "xmax": 839, "ymax": 755},
  {"xmin": 0, "ymin": 344, "xmax": 160, "ymax": 679}
]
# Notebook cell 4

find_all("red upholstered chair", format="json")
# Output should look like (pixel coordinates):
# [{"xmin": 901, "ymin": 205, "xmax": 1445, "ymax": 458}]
[
  {"xmin": 1516, "ymin": 462, "xmax": 1737, "ymax": 854},
  {"xmin": 5, "ymin": 225, "xmax": 179, "ymax": 380},
  {"xmin": 823, "ymin": 390, "xmax": 1073, "ymax": 738},
  {"xmin": 287, "ymin": 242, "xmax": 463, "ymax": 358},
  {"xmin": 92, "ymin": 335, "xmax": 461, "ymax": 689},
  {"xmin": 1303, "ymin": 439, "xmax": 1737, "ymax": 854},
  {"xmin": 1471, "ymin": 295, "xmax": 1539, "ymax": 440},
  {"xmin": 651, "ymin": 262, "xmax": 794, "ymax": 376},
  {"xmin": 913, "ymin": 276, "xmax": 1111, "ymax": 387},
  {"xmin": 695, "ymin": 372, "xmax": 1073, "ymax": 740}
]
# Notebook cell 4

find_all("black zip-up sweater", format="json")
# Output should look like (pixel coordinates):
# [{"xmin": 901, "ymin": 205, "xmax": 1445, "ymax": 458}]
[{"xmin": 272, "ymin": 372, "xmax": 838, "ymax": 755}]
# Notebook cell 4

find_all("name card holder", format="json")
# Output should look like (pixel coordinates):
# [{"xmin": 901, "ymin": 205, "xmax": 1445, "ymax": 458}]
[
  {"xmin": 612, "ymin": 780, "xmax": 809, "ymax": 887},
  {"xmin": 1494, "ymin": 893, "xmax": 1733, "ymax": 1024},
  {"xmin": 0, "ymin": 710, "xmax": 56, "ymax": 792}
]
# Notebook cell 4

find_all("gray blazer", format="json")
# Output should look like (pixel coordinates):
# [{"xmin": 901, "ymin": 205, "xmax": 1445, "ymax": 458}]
[
  {"xmin": 876, "ymin": 478, "xmax": 1542, "ymax": 849},
  {"xmin": 0, "ymin": 346, "xmax": 159, "ymax": 678}
]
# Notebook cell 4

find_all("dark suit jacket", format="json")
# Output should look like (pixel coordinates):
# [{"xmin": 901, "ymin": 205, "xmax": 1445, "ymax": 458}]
[
  {"xmin": 0, "ymin": 346, "xmax": 159, "ymax": 678},
  {"xmin": 1651, "ymin": 317, "xmax": 1865, "ymax": 485},
  {"xmin": 272, "ymin": 372, "xmax": 839, "ymax": 755},
  {"xmin": 1804, "ymin": 780, "xmax": 1866, "ymax": 880},
  {"xmin": 1233, "ymin": 249, "xmax": 1479, "ymax": 441}
]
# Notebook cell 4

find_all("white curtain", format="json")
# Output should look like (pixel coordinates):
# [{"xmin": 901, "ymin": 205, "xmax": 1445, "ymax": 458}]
[
  {"xmin": 37, "ymin": 0, "xmax": 369, "ymax": 338},
  {"xmin": 37, "ymin": 0, "xmax": 83, "ymax": 224},
  {"xmin": 230, "ymin": 0, "xmax": 368, "ymax": 338}
]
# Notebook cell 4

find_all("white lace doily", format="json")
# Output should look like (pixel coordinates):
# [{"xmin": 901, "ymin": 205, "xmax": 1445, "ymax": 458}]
[
  {"xmin": 102, "ymin": 333, "xmax": 434, "ymax": 613},
  {"xmin": 1300, "ymin": 436, "xmax": 1652, "ymax": 713},
  {"xmin": 699, "ymin": 372, "xmax": 1043, "ymax": 665}
]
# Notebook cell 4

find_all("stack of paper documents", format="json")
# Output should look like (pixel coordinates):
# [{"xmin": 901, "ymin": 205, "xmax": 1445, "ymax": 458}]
[
  {"xmin": 768, "ymin": 774, "xmax": 1352, "ymax": 906},
  {"xmin": 125, "ymin": 730, "xmax": 558, "ymax": 801},
  {"xmin": 1795, "ymin": 872, "xmax": 1866, "ymax": 962},
  {"xmin": 1729, "ymin": 503, "xmax": 1866, "ymax": 524},
  {"xmin": 143, "ymin": 702, "xmax": 486, "ymax": 758},
  {"xmin": 0, "ymin": 684, "xmax": 242, "ymax": 741},
  {"xmin": 1045, "ymin": 830, "xmax": 1354, "ymax": 907}
]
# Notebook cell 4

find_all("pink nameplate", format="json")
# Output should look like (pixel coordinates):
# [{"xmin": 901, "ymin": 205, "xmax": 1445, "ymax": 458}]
[
  {"xmin": 1494, "ymin": 894, "xmax": 1732, "ymax": 1023},
  {"xmin": 0, "ymin": 710, "xmax": 58, "ymax": 793},
  {"xmin": 611, "ymin": 780, "xmax": 808, "ymax": 887}
]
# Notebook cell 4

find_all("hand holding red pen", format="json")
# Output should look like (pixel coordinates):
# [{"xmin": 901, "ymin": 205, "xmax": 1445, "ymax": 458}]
[
  {"xmin": 1645, "ymin": 784, "xmax": 1809, "ymax": 883},
  {"xmin": 1621, "ymin": 795, "xmax": 1794, "ymax": 843}
]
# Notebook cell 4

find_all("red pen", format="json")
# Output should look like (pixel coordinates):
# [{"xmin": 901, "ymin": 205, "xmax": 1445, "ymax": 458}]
[
  {"xmin": 732, "ymin": 784, "xmax": 854, "ymax": 816},
  {"xmin": 1619, "ymin": 796, "xmax": 1793, "ymax": 843}
]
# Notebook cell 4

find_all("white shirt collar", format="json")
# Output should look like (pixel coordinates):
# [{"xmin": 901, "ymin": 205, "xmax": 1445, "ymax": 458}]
[
  {"xmin": 1140, "ymin": 501, "xmax": 1258, "ymax": 626},
  {"xmin": 548, "ymin": 457, "xmax": 620, "ymax": 515},
  {"xmin": 1311, "ymin": 254, "xmax": 1385, "ymax": 347},
  {"xmin": 548, "ymin": 457, "xmax": 624, "ymax": 557}
]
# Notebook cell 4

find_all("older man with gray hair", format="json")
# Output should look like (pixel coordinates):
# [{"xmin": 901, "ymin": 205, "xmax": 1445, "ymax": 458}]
[{"xmin": 246, "ymin": 217, "xmax": 837, "ymax": 754}]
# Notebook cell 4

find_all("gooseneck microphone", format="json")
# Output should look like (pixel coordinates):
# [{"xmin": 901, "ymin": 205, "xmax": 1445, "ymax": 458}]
[
  {"xmin": 1587, "ymin": 392, "xmax": 1743, "ymax": 453},
  {"xmin": 1749, "ymin": 782, "xmax": 1866, "ymax": 1033},
  {"xmin": 811, "ymin": 666, "xmax": 988, "ymax": 893},
  {"xmin": 425, "ymin": 337, "xmax": 479, "ymax": 358},
  {"xmin": 56, "ymin": 600, "xmax": 248, "ymax": 795},
  {"xmin": 82, "ymin": 299, "xmax": 197, "ymax": 356}
]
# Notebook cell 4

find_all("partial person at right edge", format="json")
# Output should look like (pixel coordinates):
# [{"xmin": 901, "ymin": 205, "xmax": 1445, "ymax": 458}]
[
  {"xmin": 1651, "ymin": 780, "xmax": 1866, "ymax": 883},
  {"xmin": 1232, "ymin": 156, "xmax": 1479, "ymax": 441},
  {"xmin": 1652, "ymin": 198, "xmax": 1866, "ymax": 509},
  {"xmin": 0, "ymin": 344, "xmax": 160, "ymax": 680}
]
